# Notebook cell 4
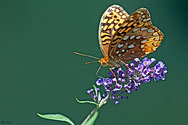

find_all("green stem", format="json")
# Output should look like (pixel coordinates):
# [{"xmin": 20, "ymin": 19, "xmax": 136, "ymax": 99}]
[{"xmin": 81, "ymin": 94, "xmax": 110, "ymax": 125}]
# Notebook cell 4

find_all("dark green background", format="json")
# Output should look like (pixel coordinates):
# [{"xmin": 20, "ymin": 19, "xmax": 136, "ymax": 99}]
[{"xmin": 0, "ymin": 0, "xmax": 187, "ymax": 125}]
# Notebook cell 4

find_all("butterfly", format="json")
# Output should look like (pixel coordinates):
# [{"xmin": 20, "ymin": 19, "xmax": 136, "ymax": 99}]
[
  {"xmin": 97, "ymin": 5, "xmax": 163, "ymax": 68},
  {"xmin": 74, "ymin": 5, "xmax": 163, "ymax": 74}
]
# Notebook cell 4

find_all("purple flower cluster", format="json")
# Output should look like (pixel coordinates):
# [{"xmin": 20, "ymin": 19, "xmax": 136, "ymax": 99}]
[
  {"xmin": 88, "ymin": 57, "xmax": 167, "ymax": 104},
  {"xmin": 87, "ymin": 88, "xmax": 100, "ymax": 103}
]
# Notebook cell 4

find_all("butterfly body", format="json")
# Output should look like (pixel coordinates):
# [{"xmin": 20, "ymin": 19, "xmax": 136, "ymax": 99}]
[
  {"xmin": 98, "ymin": 5, "xmax": 163, "ymax": 68},
  {"xmin": 98, "ymin": 56, "xmax": 121, "ymax": 67}
]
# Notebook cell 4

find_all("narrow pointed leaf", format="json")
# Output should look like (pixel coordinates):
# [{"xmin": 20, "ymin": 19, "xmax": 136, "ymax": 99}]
[
  {"xmin": 76, "ymin": 98, "xmax": 98, "ymax": 105},
  {"xmin": 93, "ymin": 85, "xmax": 98, "ymax": 94},
  {"xmin": 85, "ymin": 111, "xmax": 99, "ymax": 125},
  {"xmin": 37, "ymin": 113, "xmax": 75, "ymax": 125},
  {"xmin": 93, "ymin": 85, "xmax": 101, "ymax": 102}
]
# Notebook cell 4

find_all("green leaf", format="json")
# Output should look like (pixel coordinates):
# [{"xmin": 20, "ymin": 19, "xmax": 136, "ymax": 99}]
[
  {"xmin": 76, "ymin": 98, "xmax": 98, "ymax": 106},
  {"xmin": 85, "ymin": 111, "xmax": 99, "ymax": 125},
  {"xmin": 93, "ymin": 85, "xmax": 101, "ymax": 102},
  {"xmin": 37, "ymin": 113, "xmax": 75, "ymax": 125},
  {"xmin": 93, "ymin": 85, "xmax": 98, "ymax": 94}
]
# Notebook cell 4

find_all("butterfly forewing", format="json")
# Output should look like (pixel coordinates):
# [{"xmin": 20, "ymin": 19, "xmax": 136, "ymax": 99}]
[
  {"xmin": 98, "ymin": 5, "xmax": 129, "ymax": 58},
  {"xmin": 109, "ymin": 8, "xmax": 163, "ymax": 63}
]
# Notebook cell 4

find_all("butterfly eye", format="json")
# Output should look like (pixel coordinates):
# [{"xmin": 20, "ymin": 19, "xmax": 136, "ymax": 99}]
[{"xmin": 98, "ymin": 58, "xmax": 108, "ymax": 66}]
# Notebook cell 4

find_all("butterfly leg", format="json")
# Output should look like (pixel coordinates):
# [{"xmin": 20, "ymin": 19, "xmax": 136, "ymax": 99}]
[
  {"xmin": 96, "ymin": 65, "xmax": 105, "ymax": 78},
  {"xmin": 121, "ymin": 61, "xmax": 133, "ymax": 70},
  {"xmin": 109, "ymin": 67, "xmax": 118, "ymax": 83},
  {"xmin": 96, "ymin": 74, "xmax": 105, "ymax": 79}
]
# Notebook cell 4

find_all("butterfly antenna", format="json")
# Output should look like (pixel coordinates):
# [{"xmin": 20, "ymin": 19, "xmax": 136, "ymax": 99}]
[
  {"xmin": 73, "ymin": 52, "xmax": 100, "ymax": 60},
  {"xmin": 85, "ymin": 60, "xmax": 98, "ymax": 64}
]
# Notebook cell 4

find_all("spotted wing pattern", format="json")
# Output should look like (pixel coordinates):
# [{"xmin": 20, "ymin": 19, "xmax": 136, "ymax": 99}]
[
  {"xmin": 109, "ymin": 8, "xmax": 163, "ymax": 63},
  {"xmin": 98, "ymin": 5, "xmax": 129, "ymax": 58}
]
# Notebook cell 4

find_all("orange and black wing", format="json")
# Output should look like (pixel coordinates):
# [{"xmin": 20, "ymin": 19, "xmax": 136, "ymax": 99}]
[
  {"xmin": 109, "ymin": 8, "xmax": 163, "ymax": 63},
  {"xmin": 98, "ymin": 5, "xmax": 129, "ymax": 58}
]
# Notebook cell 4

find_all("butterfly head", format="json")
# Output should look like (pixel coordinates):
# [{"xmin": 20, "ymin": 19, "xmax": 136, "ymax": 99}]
[{"xmin": 98, "ymin": 57, "xmax": 109, "ymax": 66}]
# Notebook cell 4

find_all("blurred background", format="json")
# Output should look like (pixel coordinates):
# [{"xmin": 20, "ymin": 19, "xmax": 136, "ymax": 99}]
[{"xmin": 0, "ymin": 0, "xmax": 187, "ymax": 124}]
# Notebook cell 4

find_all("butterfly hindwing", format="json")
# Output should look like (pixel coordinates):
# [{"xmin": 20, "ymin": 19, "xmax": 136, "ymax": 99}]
[{"xmin": 109, "ymin": 8, "xmax": 163, "ymax": 63}]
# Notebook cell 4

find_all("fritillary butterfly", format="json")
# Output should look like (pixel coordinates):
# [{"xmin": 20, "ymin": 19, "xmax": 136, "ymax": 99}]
[{"xmin": 98, "ymin": 5, "xmax": 163, "ymax": 68}]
